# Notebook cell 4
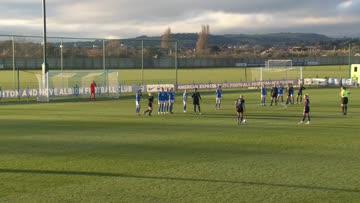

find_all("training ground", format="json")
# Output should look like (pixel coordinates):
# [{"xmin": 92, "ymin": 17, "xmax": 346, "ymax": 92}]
[
  {"xmin": 0, "ymin": 65, "xmax": 350, "ymax": 90},
  {"xmin": 0, "ymin": 87, "xmax": 359, "ymax": 202}
]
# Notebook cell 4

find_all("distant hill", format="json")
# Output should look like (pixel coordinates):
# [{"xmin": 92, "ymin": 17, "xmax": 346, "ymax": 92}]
[{"xmin": 127, "ymin": 33, "xmax": 333, "ymax": 48}]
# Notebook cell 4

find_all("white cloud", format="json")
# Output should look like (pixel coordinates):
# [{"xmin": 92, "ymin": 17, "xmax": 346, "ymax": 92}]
[
  {"xmin": 0, "ymin": 19, "xmax": 41, "ymax": 27},
  {"xmin": 0, "ymin": 0, "xmax": 360, "ymax": 37},
  {"xmin": 338, "ymin": 0, "xmax": 353, "ymax": 9},
  {"xmin": 293, "ymin": 16, "xmax": 359, "ymax": 25}
]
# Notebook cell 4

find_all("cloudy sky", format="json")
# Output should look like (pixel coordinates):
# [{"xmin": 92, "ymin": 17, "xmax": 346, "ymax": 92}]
[{"xmin": 0, "ymin": 0, "xmax": 359, "ymax": 38}]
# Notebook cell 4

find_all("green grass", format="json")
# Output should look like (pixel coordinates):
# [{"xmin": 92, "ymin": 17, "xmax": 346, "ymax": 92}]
[
  {"xmin": 120, "ymin": 65, "xmax": 349, "ymax": 85},
  {"xmin": 0, "ymin": 65, "xmax": 350, "ymax": 89},
  {"xmin": 0, "ymin": 88, "xmax": 359, "ymax": 202}
]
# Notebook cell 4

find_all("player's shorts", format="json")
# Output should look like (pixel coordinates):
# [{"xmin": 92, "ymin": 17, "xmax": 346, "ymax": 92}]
[
  {"xmin": 288, "ymin": 93, "xmax": 294, "ymax": 97},
  {"xmin": 304, "ymin": 106, "xmax": 310, "ymax": 113},
  {"xmin": 278, "ymin": 93, "xmax": 283, "ymax": 97},
  {"xmin": 342, "ymin": 97, "xmax": 348, "ymax": 105},
  {"xmin": 193, "ymin": 101, "xmax": 200, "ymax": 106},
  {"xmin": 216, "ymin": 97, "xmax": 222, "ymax": 104},
  {"xmin": 170, "ymin": 99, "xmax": 175, "ymax": 104},
  {"xmin": 261, "ymin": 95, "xmax": 266, "ymax": 98},
  {"xmin": 236, "ymin": 108, "xmax": 244, "ymax": 113},
  {"xmin": 298, "ymin": 92, "xmax": 303, "ymax": 96},
  {"xmin": 136, "ymin": 101, "xmax": 140, "ymax": 106},
  {"xmin": 272, "ymin": 94, "xmax": 278, "ymax": 98},
  {"xmin": 148, "ymin": 103, "xmax": 153, "ymax": 109},
  {"xmin": 183, "ymin": 100, "xmax": 187, "ymax": 105}
]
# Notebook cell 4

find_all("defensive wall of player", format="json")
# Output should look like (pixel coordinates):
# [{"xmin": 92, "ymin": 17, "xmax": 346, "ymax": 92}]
[{"xmin": 0, "ymin": 77, "xmax": 357, "ymax": 100}]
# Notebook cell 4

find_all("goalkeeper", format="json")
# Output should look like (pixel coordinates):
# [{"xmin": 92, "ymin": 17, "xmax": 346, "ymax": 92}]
[{"xmin": 90, "ymin": 81, "xmax": 97, "ymax": 101}]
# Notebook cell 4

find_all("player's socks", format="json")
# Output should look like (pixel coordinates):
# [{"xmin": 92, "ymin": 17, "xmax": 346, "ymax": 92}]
[
  {"xmin": 345, "ymin": 106, "xmax": 348, "ymax": 115},
  {"xmin": 170, "ymin": 104, "xmax": 174, "ymax": 113},
  {"xmin": 300, "ymin": 115, "xmax": 306, "ymax": 123}
]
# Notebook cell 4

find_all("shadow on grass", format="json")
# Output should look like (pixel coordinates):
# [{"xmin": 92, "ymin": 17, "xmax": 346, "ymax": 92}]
[{"xmin": 0, "ymin": 168, "xmax": 359, "ymax": 194}]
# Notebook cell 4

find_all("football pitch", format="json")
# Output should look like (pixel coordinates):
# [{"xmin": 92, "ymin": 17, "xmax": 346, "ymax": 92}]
[
  {"xmin": 0, "ymin": 88, "xmax": 359, "ymax": 202},
  {"xmin": 0, "ymin": 65, "xmax": 349, "ymax": 89}
]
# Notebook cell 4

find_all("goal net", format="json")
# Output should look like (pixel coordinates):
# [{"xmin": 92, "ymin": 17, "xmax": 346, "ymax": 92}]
[
  {"xmin": 47, "ymin": 70, "xmax": 120, "ymax": 99},
  {"xmin": 249, "ymin": 60, "xmax": 303, "ymax": 82}
]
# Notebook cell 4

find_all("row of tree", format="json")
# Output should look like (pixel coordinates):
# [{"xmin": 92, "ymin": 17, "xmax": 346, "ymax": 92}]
[
  {"xmin": 1, "ymin": 25, "xmax": 359, "ymax": 59},
  {"xmin": 160, "ymin": 25, "xmax": 210, "ymax": 55}
]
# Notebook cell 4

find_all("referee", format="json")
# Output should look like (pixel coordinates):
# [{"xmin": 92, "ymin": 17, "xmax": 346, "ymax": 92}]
[{"xmin": 340, "ymin": 86, "xmax": 350, "ymax": 115}]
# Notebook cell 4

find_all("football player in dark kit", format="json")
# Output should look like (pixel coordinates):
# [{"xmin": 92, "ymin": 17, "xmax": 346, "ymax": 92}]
[
  {"xmin": 270, "ymin": 84, "xmax": 278, "ymax": 106},
  {"xmin": 235, "ymin": 95, "xmax": 246, "ymax": 125},
  {"xmin": 192, "ymin": 88, "xmax": 202, "ymax": 114},
  {"xmin": 299, "ymin": 94, "xmax": 311, "ymax": 125},
  {"xmin": 144, "ymin": 93, "xmax": 155, "ymax": 116},
  {"xmin": 297, "ymin": 83, "xmax": 306, "ymax": 104}
]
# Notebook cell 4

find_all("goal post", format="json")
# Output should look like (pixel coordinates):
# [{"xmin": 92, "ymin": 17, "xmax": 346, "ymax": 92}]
[
  {"xmin": 46, "ymin": 70, "xmax": 120, "ymax": 99},
  {"xmin": 37, "ymin": 64, "xmax": 50, "ymax": 102},
  {"xmin": 259, "ymin": 59, "xmax": 303, "ymax": 82},
  {"xmin": 266, "ymin": 59, "xmax": 293, "ymax": 69}
]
